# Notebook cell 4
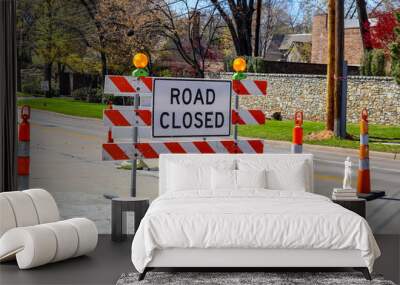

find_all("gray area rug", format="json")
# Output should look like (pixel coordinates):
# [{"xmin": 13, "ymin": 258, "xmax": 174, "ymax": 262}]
[{"xmin": 116, "ymin": 272, "xmax": 396, "ymax": 285}]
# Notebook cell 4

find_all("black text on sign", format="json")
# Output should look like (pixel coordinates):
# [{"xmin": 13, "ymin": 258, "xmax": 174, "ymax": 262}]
[{"xmin": 152, "ymin": 79, "xmax": 232, "ymax": 137}]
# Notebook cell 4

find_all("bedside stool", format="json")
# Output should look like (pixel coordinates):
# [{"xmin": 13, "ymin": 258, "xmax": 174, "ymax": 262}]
[
  {"xmin": 111, "ymin": 197, "xmax": 149, "ymax": 242},
  {"xmin": 333, "ymin": 199, "xmax": 366, "ymax": 218}
]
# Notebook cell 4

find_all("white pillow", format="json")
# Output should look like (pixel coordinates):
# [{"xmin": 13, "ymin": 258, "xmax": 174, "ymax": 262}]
[
  {"xmin": 167, "ymin": 160, "xmax": 235, "ymax": 191},
  {"xmin": 168, "ymin": 162, "xmax": 209, "ymax": 191},
  {"xmin": 238, "ymin": 159, "xmax": 307, "ymax": 191},
  {"xmin": 236, "ymin": 169, "xmax": 267, "ymax": 189},
  {"xmin": 266, "ymin": 162, "xmax": 307, "ymax": 191},
  {"xmin": 211, "ymin": 169, "xmax": 267, "ymax": 191},
  {"xmin": 211, "ymin": 168, "xmax": 236, "ymax": 190}
]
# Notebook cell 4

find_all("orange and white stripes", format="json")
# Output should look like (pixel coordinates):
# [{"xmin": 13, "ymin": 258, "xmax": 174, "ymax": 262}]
[
  {"xmin": 104, "ymin": 76, "xmax": 267, "ymax": 97},
  {"xmin": 104, "ymin": 75, "xmax": 153, "ymax": 95},
  {"xmin": 104, "ymin": 109, "xmax": 264, "ymax": 128},
  {"xmin": 18, "ymin": 105, "xmax": 31, "ymax": 190},
  {"xmin": 232, "ymin": 79, "xmax": 267, "ymax": 96},
  {"xmin": 232, "ymin": 109, "xmax": 265, "ymax": 125},
  {"xmin": 102, "ymin": 140, "xmax": 264, "ymax": 160},
  {"xmin": 357, "ymin": 108, "xmax": 370, "ymax": 194},
  {"xmin": 104, "ymin": 109, "xmax": 152, "ymax": 127},
  {"xmin": 291, "ymin": 111, "xmax": 303, "ymax": 154}
]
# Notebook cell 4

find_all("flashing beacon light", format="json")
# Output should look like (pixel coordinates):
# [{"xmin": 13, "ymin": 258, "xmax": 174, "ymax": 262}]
[
  {"xmin": 132, "ymin": 52, "xmax": 149, "ymax": 77},
  {"xmin": 133, "ymin": 53, "xmax": 148, "ymax": 69},
  {"xmin": 232, "ymin": 57, "xmax": 247, "ymax": 80}
]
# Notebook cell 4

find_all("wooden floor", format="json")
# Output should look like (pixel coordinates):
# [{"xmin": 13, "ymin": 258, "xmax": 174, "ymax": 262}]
[{"xmin": 0, "ymin": 235, "xmax": 398, "ymax": 285}]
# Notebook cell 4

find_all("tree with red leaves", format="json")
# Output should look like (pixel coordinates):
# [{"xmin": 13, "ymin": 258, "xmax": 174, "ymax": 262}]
[{"xmin": 364, "ymin": 10, "xmax": 400, "ymax": 54}]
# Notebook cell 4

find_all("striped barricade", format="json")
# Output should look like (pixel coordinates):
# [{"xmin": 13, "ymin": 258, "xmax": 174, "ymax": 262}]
[
  {"xmin": 102, "ymin": 140, "xmax": 264, "ymax": 160},
  {"xmin": 111, "ymin": 127, "xmax": 152, "ymax": 140},
  {"xmin": 104, "ymin": 109, "xmax": 152, "ymax": 127},
  {"xmin": 104, "ymin": 109, "xmax": 265, "ymax": 128},
  {"xmin": 104, "ymin": 76, "xmax": 267, "ymax": 97},
  {"xmin": 104, "ymin": 75, "xmax": 153, "ymax": 95},
  {"xmin": 232, "ymin": 109, "xmax": 265, "ymax": 125},
  {"xmin": 232, "ymin": 80, "xmax": 267, "ymax": 96}
]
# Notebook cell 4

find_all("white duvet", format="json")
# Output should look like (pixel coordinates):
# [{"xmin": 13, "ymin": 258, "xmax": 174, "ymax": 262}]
[{"xmin": 131, "ymin": 190, "xmax": 380, "ymax": 273}]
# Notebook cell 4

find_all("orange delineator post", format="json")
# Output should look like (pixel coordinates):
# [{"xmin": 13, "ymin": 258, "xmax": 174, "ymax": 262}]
[
  {"xmin": 18, "ymin": 105, "xmax": 31, "ymax": 190},
  {"xmin": 291, "ymin": 111, "xmax": 303, "ymax": 153},
  {"xmin": 107, "ymin": 102, "xmax": 114, "ymax": 143},
  {"xmin": 357, "ymin": 108, "xmax": 371, "ymax": 194}
]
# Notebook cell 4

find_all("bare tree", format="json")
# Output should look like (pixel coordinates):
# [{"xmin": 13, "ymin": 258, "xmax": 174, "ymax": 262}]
[
  {"xmin": 146, "ymin": 0, "xmax": 223, "ymax": 77},
  {"xmin": 259, "ymin": 0, "xmax": 286, "ymax": 57},
  {"xmin": 210, "ymin": 0, "xmax": 255, "ymax": 56},
  {"xmin": 78, "ymin": 0, "xmax": 109, "ymax": 80},
  {"xmin": 95, "ymin": 0, "xmax": 161, "ymax": 73}
]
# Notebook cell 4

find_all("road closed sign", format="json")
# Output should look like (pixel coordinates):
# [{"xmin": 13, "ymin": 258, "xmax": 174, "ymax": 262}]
[{"xmin": 152, "ymin": 78, "xmax": 232, "ymax": 137}]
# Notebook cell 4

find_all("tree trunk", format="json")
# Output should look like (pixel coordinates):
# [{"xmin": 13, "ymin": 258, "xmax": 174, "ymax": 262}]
[
  {"xmin": 100, "ymin": 50, "xmax": 107, "ymax": 82},
  {"xmin": 236, "ymin": 14, "xmax": 253, "ymax": 56},
  {"xmin": 196, "ymin": 65, "xmax": 204, "ymax": 78},
  {"xmin": 356, "ymin": 0, "xmax": 371, "ymax": 51},
  {"xmin": 45, "ymin": 62, "xmax": 52, "ymax": 97},
  {"xmin": 254, "ymin": 0, "xmax": 262, "ymax": 56}
]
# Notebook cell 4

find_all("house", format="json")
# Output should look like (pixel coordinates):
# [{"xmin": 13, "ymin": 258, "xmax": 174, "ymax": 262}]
[
  {"xmin": 279, "ymin": 34, "xmax": 312, "ymax": 63},
  {"xmin": 311, "ymin": 14, "xmax": 365, "ymax": 65},
  {"xmin": 263, "ymin": 33, "xmax": 312, "ymax": 63},
  {"xmin": 263, "ymin": 34, "xmax": 285, "ymax": 61}
]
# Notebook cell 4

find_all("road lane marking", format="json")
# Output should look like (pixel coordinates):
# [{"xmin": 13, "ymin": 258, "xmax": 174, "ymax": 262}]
[{"xmin": 314, "ymin": 174, "xmax": 342, "ymax": 182}]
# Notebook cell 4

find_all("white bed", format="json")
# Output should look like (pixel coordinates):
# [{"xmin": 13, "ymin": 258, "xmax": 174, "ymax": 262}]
[{"xmin": 131, "ymin": 154, "xmax": 380, "ymax": 280}]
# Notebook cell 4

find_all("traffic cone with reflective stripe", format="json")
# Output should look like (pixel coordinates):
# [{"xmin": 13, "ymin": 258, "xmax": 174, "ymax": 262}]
[
  {"xmin": 357, "ymin": 108, "xmax": 370, "ymax": 194},
  {"xmin": 291, "ymin": 111, "xmax": 303, "ymax": 153},
  {"xmin": 18, "ymin": 105, "xmax": 31, "ymax": 190}
]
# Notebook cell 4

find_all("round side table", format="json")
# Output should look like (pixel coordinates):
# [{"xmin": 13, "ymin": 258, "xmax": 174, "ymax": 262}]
[{"xmin": 111, "ymin": 197, "xmax": 149, "ymax": 242}]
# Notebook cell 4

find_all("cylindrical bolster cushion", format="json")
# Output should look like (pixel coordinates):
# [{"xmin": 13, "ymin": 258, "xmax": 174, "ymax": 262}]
[
  {"xmin": 0, "ymin": 218, "xmax": 97, "ymax": 269},
  {"xmin": 0, "ymin": 196, "xmax": 17, "ymax": 237},
  {"xmin": 42, "ymin": 221, "xmax": 79, "ymax": 262},
  {"xmin": 23, "ymin": 189, "xmax": 60, "ymax": 224},
  {"xmin": 64, "ymin": 218, "xmax": 98, "ymax": 257},
  {"xmin": 0, "ymin": 226, "xmax": 57, "ymax": 269},
  {"xmin": 0, "ymin": 192, "xmax": 39, "ymax": 227}
]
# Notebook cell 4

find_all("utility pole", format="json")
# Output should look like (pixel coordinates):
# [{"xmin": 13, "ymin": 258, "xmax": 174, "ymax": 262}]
[
  {"xmin": 325, "ymin": 0, "xmax": 335, "ymax": 131},
  {"xmin": 254, "ymin": 0, "xmax": 262, "ymax": 57},
  {"xmin": 334, "ymin": 0, "xmax": 345, "ymax": 138}
]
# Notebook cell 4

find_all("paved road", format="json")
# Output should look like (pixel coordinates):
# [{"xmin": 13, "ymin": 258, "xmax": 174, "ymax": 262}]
[{"xmin": 26, "ymin": 110, "xmax": 400, "ymax": 234}]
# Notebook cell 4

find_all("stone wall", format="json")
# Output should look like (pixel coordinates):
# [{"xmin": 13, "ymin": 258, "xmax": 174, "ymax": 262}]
[{"xmin": 207, "ymin": 72, "xmax": 400, "ymax": 125}]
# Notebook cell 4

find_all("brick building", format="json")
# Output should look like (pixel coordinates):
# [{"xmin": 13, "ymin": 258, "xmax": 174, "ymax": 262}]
[{"xmin": 311, "ymin": 14, "xmax": 364, "ymax": 65}]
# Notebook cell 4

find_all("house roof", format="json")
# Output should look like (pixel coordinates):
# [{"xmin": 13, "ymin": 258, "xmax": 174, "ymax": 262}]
[
  {"xmin": 344, "ymin": 18, "xmax": 377, "ymax": 29},
  {"xmin": 279, "ymin": 34, "xmax": 312, "ymax": 50}
]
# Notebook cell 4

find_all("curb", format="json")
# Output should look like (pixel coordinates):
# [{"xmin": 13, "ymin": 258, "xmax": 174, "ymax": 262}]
[
  {"xmin": 265, "ymin": 139, "xmax": 398, "ymax": 160},
  {"xmin": 24, "ymin": 108, "xmax": 398, "ymax": 160},
  {"xmin": 18, "ymin": 107, "xmax": 103, "ymax": 123}
]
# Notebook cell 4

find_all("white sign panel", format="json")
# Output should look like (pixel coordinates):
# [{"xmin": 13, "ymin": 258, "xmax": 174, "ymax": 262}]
[
  {"xmin": 152, "ymin": 78, "xmax": 232, "ymax": 138},
  {"xmin": 41, "ymin": 81, "xmax": 49, "ymax": 91}
]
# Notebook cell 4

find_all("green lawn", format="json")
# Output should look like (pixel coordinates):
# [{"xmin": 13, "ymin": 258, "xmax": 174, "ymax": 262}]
[
  {"xmin": 239, "ymin": 121, "xmax": 400, "ymax": 153},
  {"xmin": 17, "ymin": 92, "xmax": 44, "ymax": 97},
  {"xmin": 17, "ymin": 98, "xmax": 106, "ymax": 119},
  {"xmin": 18, "ymin": 97, "xmax": 400, "ymax": 153}
]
